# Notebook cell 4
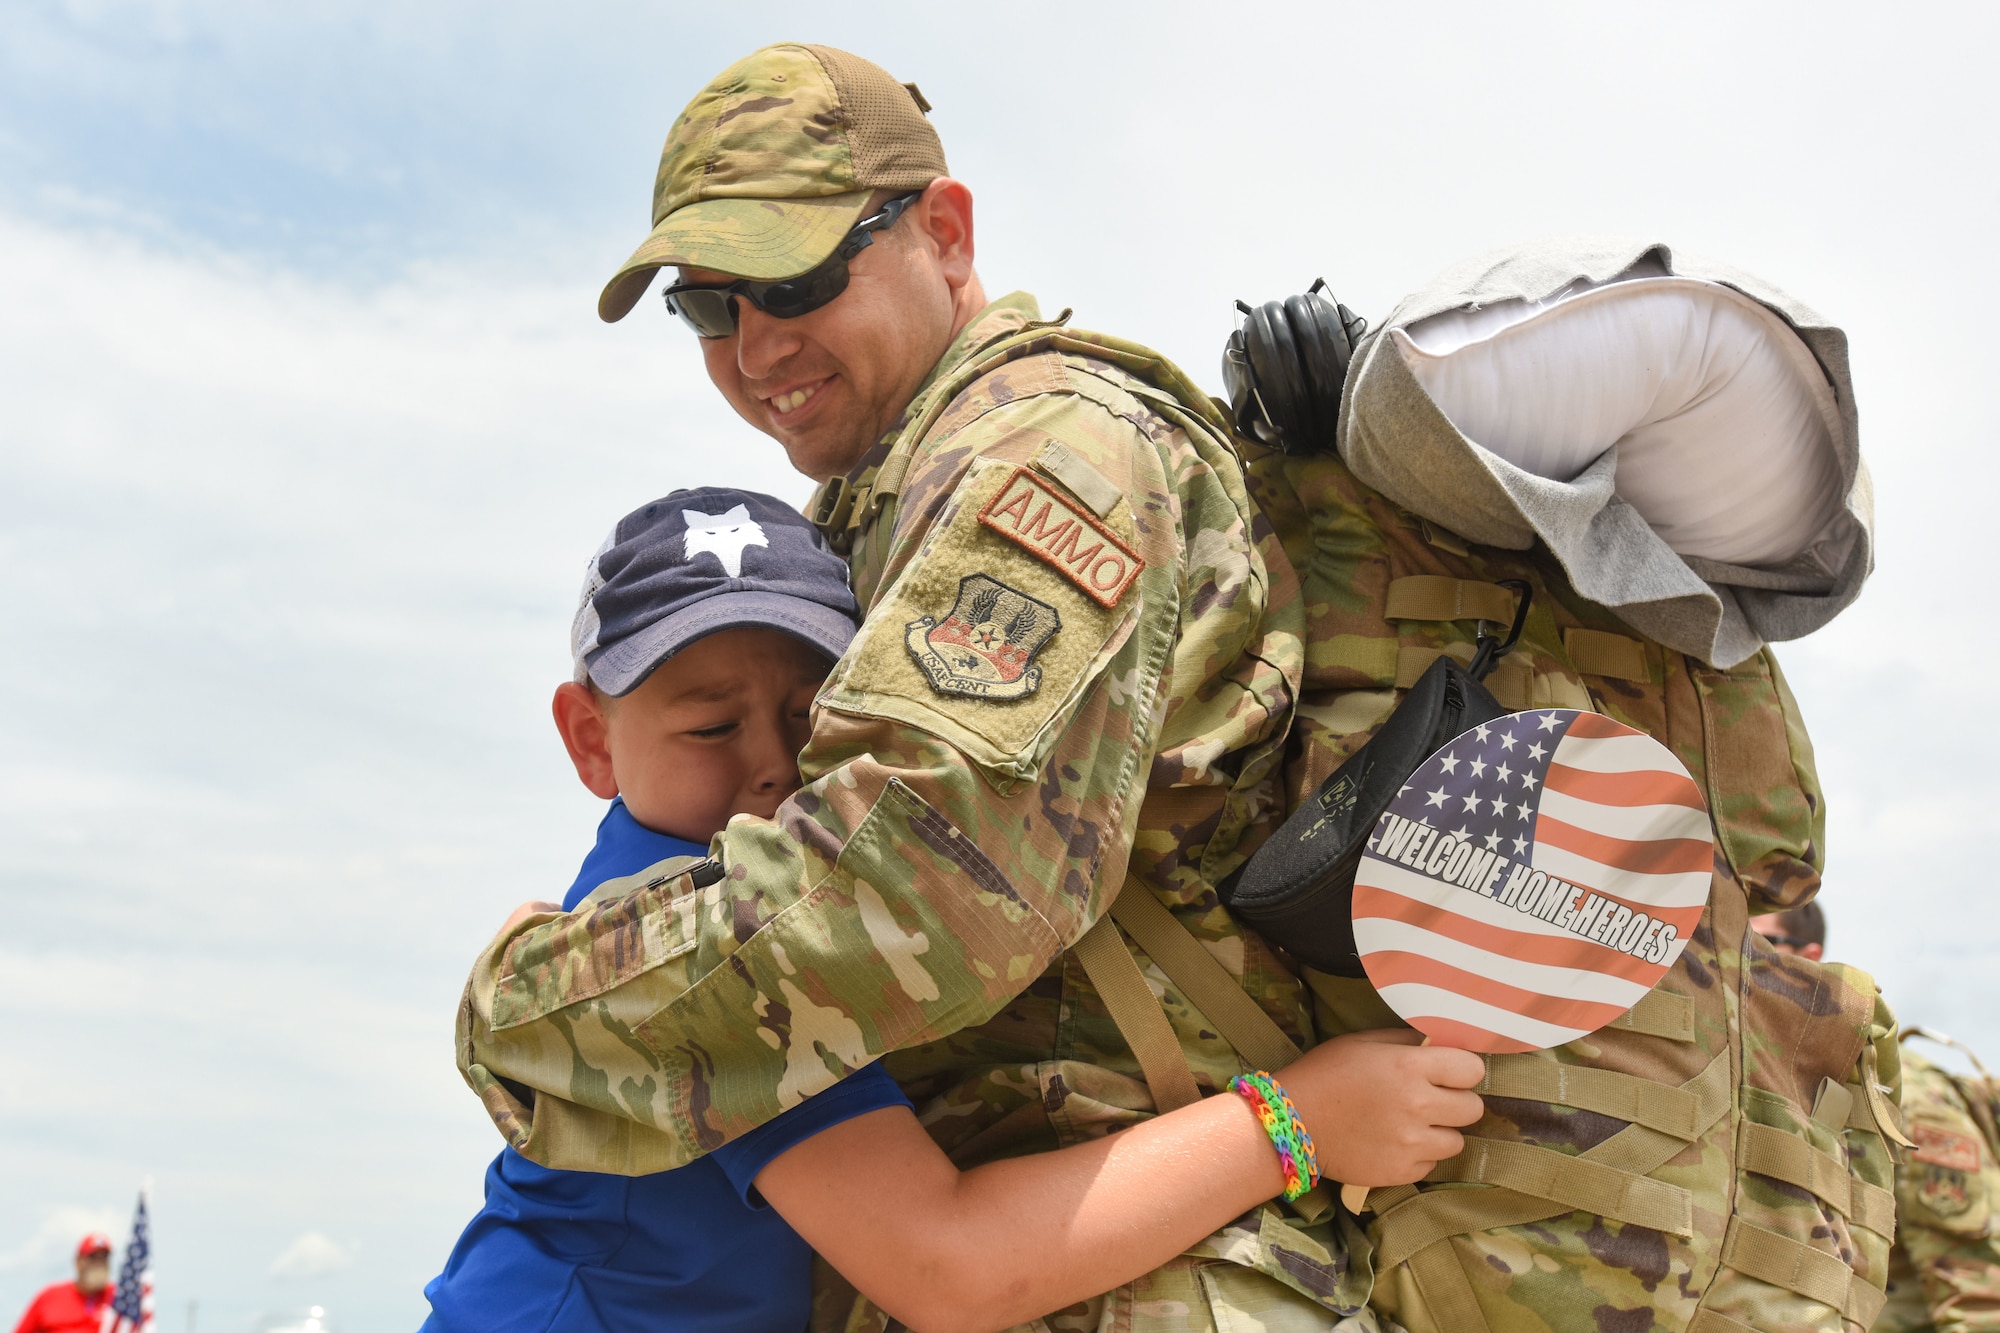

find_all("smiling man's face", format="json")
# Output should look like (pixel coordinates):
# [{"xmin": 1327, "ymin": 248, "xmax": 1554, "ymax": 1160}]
[{"xmin": 681, "ymin": 182, "xmax": 981, "ymax": 483}]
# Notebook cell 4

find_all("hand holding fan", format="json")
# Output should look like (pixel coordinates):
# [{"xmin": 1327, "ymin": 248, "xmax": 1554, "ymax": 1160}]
[{"xmin": 1336, "ymin": 707, "xmax": 1711, "ymax": 1210}]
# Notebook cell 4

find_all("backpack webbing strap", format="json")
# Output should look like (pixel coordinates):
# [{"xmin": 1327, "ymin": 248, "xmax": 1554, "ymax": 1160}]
[
  {"xmin": 1863, "ymin": 1040, "xmax": 1918, "ymax": 1147},
  {"xmin": 1715, "ymin": 1216, "xmax": 1888, "ymax": 1327},
  {"xmin": 1071, "ymin": 908, "xmax": 1202, "ymax": 1114},
  {"xmin": 1384, "ymin": 576, "xmax": 1521, "ymax": 626},
  {"xmin": 1393, "ymin": 645, "xmax": 1536, "ymax": 710},
  {"xmin": 1564, "ymin": 628, "xmax": 1650, "ymax": 681},
  {"xmin": 1088, "ymin": 883, "xmax": 1337, "ymax": 1223},
  {"xmin": 1423, "ymin": 1136, "xmax": 1695, "ymax": 1235},
  {"xmin": 1737, "ymin": 1121, "xmax": 1897, "ymax": 1238},
  {"xmin": 1609, "ymin": 988, "xmax": 1696, "ymax": 1041},
  {"xmin": 1479, "ymin": 1054, "xmax": 1705, "ymax": 1137},
  {"xmin": 1686, "ymin": 1311, "xmax": 1758, "ymax": 1333},
  {"xmin": 1108, "ymin": 885, "xmax": 1303, "ymax": 1072},
  {"xmin": 1404, "ymin": 1237, "xmax": 1487, "ymax": 1333},
  {"xmin": 1372, "ymin": 1047, "xmax": 1733, "ymax": 1269}
]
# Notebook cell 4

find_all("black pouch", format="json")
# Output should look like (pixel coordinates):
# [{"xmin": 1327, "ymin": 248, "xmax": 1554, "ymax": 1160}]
[{"xmin": 1223, "ymin": 649, "xmax": 1515, "ymax": 977}]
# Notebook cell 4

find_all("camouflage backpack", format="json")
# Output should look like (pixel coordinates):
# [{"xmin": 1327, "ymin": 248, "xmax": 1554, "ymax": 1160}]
[
  {"xmin": 1244, "ymin": 441, "xmax": 1906, "ymax": 1333},
  {"xmin": 1224, "ymin": 239, "xmax": 1909, "ymax": 1333}
]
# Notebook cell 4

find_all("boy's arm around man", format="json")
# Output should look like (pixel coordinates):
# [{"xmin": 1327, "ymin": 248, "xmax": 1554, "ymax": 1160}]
[{"xmin": 458, "ymin": 294, "xmax": 1320, "ymax": 1176}]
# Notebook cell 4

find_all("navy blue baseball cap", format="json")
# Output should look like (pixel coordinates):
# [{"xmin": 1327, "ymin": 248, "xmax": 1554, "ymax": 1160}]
[{"xmin": 570, "ymin": 487, "xmax": 860, "ymax": 696}]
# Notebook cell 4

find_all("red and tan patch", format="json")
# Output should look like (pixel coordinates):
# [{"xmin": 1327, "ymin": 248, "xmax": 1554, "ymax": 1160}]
[
  {"xmin": 1912, "ymin": 1122, "xmax": 1983, "ymax": 1171},
  {"xmin": 978, "ymin": 467, "xmax": 1143, "ymax": 608}
]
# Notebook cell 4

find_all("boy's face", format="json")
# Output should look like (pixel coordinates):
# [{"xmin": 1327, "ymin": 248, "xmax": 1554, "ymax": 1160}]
[{"xmin": 554, "ymin": 627, "xmax": 829, "ymax": 844}]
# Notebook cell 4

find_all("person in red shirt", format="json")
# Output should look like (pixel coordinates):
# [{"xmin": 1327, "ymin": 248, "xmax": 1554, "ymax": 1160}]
[{"xmin": 12, "ymin": 1234, "xmax": 115, "ymax": 1333}]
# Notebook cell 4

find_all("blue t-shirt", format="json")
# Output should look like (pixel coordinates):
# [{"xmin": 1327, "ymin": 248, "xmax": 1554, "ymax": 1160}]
[{"xmin": 422, "ymin": 800, "xmax": 910, "ymax": 1333}]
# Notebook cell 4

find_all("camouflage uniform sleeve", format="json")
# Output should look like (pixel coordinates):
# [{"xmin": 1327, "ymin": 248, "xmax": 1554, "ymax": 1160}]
[
  {"xmin": 1894, "ymin": 1059, "xmax": 2000, "ymax": 1332},
  {"xmin": 461, "ymin": 361, "xmax": 1251, "ymax": 1172}
]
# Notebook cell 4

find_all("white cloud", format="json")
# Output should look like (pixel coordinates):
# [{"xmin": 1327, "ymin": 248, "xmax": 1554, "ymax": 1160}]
[
  {"xmin": 269, "ymin": 1233, "xmax": 353, "ymax": 1281},
  {"xmin": 0, "ymin": 1206, "xmax": 125, "ymax": 1274}
]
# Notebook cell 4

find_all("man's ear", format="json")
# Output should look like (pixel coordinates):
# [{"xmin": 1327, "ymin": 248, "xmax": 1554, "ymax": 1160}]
[
  {"xmin": 1800, "ymin": 942, "xmax": 1824, "ymax": 962},
  {"xmin": 917, "ymin": 178, "xmax": 977, "ymax": 293},
  {"xmin": 552, "ymin": 681, "xmax": 619, "ymax": 799}
]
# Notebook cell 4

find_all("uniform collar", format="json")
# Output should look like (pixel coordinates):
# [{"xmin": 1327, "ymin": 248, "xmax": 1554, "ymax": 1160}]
[{"xmin": 809, "ymin": 291, "xmax": 1050, "ymax": 551}]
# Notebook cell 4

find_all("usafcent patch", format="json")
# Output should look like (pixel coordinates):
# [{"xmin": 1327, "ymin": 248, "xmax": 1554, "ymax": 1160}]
[
  {"xmin": 906, "ymin": 574, "xmax": 1061, "ymax": 700},
  {"xmin": 979, "ymin": 467, "xmax": 1143, "ymax": 608}
]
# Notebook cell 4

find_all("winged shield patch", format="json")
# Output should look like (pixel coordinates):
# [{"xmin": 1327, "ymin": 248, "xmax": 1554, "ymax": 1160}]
[{"xmin": 905, "ymin": 574, "xmax": 1062, "ymax": 700}]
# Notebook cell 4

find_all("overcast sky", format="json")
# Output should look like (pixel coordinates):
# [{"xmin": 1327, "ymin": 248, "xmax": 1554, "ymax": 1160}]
[{"xmin": 4, "ymin": 3, "xmax": 1997, "ymax": 1329}]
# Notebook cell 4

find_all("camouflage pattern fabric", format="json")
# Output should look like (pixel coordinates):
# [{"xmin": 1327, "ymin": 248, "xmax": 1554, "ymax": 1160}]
[
  {"xmin": 460, "ymin": 293, "xmax": 1389, "ymax": 1328},
  {"xmin": 1878, "ymin": 1048, "xmax": 2000, "ymax": 1332},
  {"xmin": 1242, "ymin": 449, "xmax": 1902, "ymax": 1333},
  {"xmin": 598, "ymin": 42, "xmax": 949, "ymax": 318}
]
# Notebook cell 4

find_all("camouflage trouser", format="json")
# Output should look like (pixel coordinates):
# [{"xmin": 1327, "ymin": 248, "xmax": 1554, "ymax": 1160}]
[{"xmin": 1030, "ymin": 1260, "xmax": 1396, "ymax": 1333}]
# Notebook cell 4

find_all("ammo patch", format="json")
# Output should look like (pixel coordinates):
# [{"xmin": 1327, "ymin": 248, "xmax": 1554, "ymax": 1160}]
[
  {"xmin": 979, "ymin": 467, "xmax": 1143, "ymax": 608},
  {"xmin": 1913, "ymin": 1122, "xmax": 1983, "ymax": 1172},
  {"xmin": 905, "ymin": 574, "xmax": 1061, "ymax": 700}
]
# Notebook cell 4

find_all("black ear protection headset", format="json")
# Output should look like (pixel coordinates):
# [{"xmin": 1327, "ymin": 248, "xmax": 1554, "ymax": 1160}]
[{"xmin": 1220, "ymin": 278, "xmax": 1369, "ymax": 456}]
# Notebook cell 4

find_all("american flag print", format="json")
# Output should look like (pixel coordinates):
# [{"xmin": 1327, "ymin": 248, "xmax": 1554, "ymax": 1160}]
[
  {"xmin": 1353, "ymin": 709, "xmax": 1712, "ymax": 1054},
  {"xmin": 101, "ymin": 1191, "xmax": 153, "ymax": 1333}
]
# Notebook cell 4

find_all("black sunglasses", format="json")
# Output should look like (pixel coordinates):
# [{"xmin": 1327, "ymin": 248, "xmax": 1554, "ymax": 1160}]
[{"xmin": 659, "ymin": 192, "xmax": 922, "ymax": 339}]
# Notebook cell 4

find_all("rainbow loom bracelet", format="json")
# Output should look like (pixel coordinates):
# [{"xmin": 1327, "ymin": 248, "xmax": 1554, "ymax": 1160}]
[{"xmin": 1230, "ymin": 1071, "xmax": 1320, "ymax": 1201}]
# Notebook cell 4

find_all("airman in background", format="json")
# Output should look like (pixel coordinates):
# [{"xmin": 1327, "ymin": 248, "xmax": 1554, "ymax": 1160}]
[
  {"xmin": 1749, "ymin": 901, "xmax": 1825, "ymax": 961},
  {"xmin": 1879, "ymin": 1029, "xmax": 2000, "ymax": 1332},
  {"xmin": 1753, "ymin": 904, "xmax": 2000, "ymax": 1331}
]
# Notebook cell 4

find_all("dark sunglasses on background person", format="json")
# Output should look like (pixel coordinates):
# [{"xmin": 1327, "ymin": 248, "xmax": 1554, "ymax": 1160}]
[{"xmin": 659, "ymin": 192, "xmax": 923, "ymax": 338}]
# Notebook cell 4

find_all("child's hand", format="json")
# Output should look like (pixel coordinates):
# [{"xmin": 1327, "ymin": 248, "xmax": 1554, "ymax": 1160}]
[
  {"xmin": 1279, "ymin": 1030, "xmax": 1485, "ymax": 1188},
  {"xmin": 501, "ymin": 900, "xmax": 564, "ymax": 934}
]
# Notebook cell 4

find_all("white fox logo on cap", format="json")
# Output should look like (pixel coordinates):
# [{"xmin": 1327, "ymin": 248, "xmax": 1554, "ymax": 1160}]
[{"xmin": 682, "ymin": 505, "xmax": 767, "ymax": 577}]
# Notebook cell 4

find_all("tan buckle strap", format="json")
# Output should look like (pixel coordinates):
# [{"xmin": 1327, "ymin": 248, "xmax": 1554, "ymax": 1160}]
[
  {"xmin": 1840, "ymin": 1068, "xmax": 1915, "ymax": 1146},
  {"xmin": 1607, "ymin": 988, "xmax": 1697, "ymax": 1042},
  {"xmin": 1480, "ymin": 1055, "xmax": 1705, "ymax": 1139},
  {"xmin": 1108, "ymin": 886, "xmax": 1303, "ymax": 1073},
  {"xmin": 1863, "ymin": 1041, "xmax": 1918, "ymax": 1147},
  {"xmin": 1563, "ymin": 628, "xmax": 1649, "ymax": 681},
  {"xmin": 1717, "ymin": 1216, "xmax": 1888, "ymax": 1326},
  {"xmin": 1737, "ymin": 1121, "xmax": 1897, "ymax": 1238},
  {"xmin": 1070, "ymin": 912, "xmax": 1201, "ymax": 1113},
  {"xmin": 1385, "ymin": 576, "xmax": 1520, "ymax": 626},
  {"xmin": 1426, "ymin": 1137, "xmax": 1695, "ymax": 1236},
  {"xmin": 807, "ymin": 474, "xmax": 860, "ymax": 540}
]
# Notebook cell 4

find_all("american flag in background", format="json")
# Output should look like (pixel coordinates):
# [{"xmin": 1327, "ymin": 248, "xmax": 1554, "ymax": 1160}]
[
  {"xmin": 101, "ymin": 1191, "xmax": 153, "ymax": 1333},
  {"xmin": 1353, "ymin": 709, "xmax": 1712, "ymax": 1053}
]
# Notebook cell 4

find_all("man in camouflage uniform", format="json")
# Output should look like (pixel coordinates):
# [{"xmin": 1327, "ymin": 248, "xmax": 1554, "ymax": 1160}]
[
  {"xmin": 1878, "ymin": 1034, "xmax": 2000, "ymax": 1332},
  {"xmin": 1752, "ymin": 908, "xmax": 2000, "ymax": 1331},
  {"xmin": 459, "ymin": 42, "xmax": 1477, "ymax": 1332}
]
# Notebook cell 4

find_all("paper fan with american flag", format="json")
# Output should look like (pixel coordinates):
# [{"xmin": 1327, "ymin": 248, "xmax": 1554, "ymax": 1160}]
[{"xmin": 1352, "ymin": 708, "xmax": 1712, "ymax": 1054}]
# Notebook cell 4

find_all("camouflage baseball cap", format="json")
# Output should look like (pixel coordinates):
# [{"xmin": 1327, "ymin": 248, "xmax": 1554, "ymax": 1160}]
[{"xmin": 598, "ymin": 43, "xmax": 947, "ymax": 323}]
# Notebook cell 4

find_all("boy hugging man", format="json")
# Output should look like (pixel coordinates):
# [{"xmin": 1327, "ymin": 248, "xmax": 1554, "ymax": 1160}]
[{"xmin": 423, "ymin": 489, "xmax": 1481, "ymax": 1333}]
